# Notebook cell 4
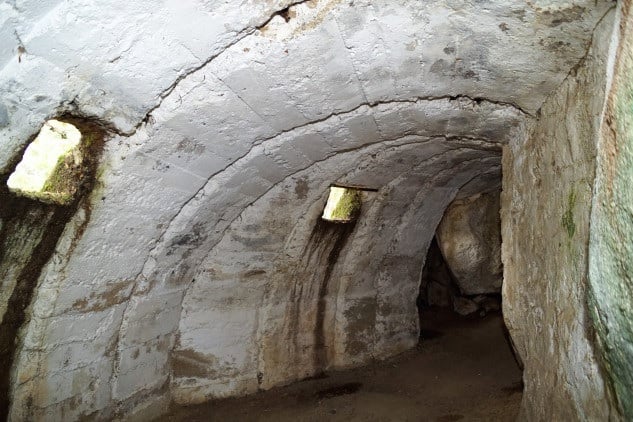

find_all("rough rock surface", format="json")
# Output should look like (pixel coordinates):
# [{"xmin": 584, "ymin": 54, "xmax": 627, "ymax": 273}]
[
  {"xmin": 436, "ymin": 190, "xmax": 502, "ymax": 295},
  {"xmin": 0, "ymin": 0, "xmax": 623, "ymax": 420},
  {"xmin": 501, "ymin": 6, "xmax": 619, "ymax": 420},
  {"xmin": 418, "ymin": 237, "xmax": 500, "ymax": 316},
  {"xmin": 589, "ymin": 3, "xmax": 633, "ymax": 418},
  {"xmin": 452, "ymin": 297, "xmax": 479, "ymax": 316}
]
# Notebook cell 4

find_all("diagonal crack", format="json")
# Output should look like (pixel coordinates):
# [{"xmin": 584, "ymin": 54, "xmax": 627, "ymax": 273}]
[
  {"xmin": 107, "ymin": 0, "xmax": 316, "ymax": 138},
  {"xmin": 256, "ymin": 0, "xmax": 315, "ymax": 29},
  {"xmin": 128, "ymin": 28, "xmax": 256, "ymax": 134},
  {"xmin": 103, "ymin": 0, "xmax": 531, "ymax": 139}
]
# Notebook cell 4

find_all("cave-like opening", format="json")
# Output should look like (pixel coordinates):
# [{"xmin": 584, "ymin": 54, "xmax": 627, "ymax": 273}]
[
  {"xmin": 417, "ymin": 236, "xmax": 504, "ymax": 334},
  {"xmin": 414, "ymin": 193, "xmax": 524, "ymax": 416}
]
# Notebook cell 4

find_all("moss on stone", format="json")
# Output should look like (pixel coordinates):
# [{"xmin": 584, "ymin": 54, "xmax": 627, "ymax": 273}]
[
  {"xmin": 562, "ymin": 188, "xmax": 576, "ymax": 238},
  {"xmin": 40, "ymin": 151, "xmax": 83, "ymax": 205},
  {"xmin": 7, "ymin": 119, "xmax": 87, "ymax": 205},
  {"xmin": 588, "ymin": 20, "xmax": 633, "ymax": 419},
  {"xmin": 329, "ymin": 188, "xmax": 361, "ymax": 221}
]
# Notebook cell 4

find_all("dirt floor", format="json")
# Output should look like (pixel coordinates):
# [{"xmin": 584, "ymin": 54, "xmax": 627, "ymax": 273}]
[{"xmin": 163, "ymin": 308, "xmax": 523, "ymax": 422}]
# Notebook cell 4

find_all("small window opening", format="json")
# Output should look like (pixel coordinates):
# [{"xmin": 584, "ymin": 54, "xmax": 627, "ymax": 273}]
[
  {"xmin": 7, "ymin": 119, "xmax": 84, "ymax": 205},
  {"xmin": 322, "ymin": 186, "xmax": 362, "ymax": 222}
]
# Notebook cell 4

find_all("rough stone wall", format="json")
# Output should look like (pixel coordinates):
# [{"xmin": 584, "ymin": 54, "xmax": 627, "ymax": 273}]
[
  {"xmin": 589, "ymin": 1, "xmax": 633, "ymax": 418},
  {"xmin": 436, "ymin": 189, "xmax": 502, "ymax": 296},
  {"xmin": 501, "ymin": 7, "xmax": 619, "ymax": 420}
]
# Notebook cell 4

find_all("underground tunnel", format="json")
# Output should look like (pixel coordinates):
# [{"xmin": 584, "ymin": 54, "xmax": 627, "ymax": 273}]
[{"xmin": 1, "ymin": 0, "xmax": 633, "ymax": 421}]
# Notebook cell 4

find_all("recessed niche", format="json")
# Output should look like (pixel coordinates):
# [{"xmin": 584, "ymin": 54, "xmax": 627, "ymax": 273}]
[
  {"xmin": 322, "ymin": 186, "xmax": 362, "ymax": 222},
  {"xmin": 7, "ymin": 119, "xmax": 85, "ymax": 205}
]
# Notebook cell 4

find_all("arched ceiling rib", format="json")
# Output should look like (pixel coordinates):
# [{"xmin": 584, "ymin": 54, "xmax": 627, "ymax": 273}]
[{"xmin": 0, "ymin": 0, "xmax": 613, "ymax": 169}]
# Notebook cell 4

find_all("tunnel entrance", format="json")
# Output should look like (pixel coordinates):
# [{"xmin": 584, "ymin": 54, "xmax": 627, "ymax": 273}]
[{"xmin": 415, "ymin": 234, "xmax": 524, "ymax": 413}]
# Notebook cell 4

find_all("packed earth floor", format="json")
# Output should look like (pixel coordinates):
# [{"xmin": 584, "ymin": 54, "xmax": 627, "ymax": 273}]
[{"xmin": 164, "ymin": 308, "xmax": 523, "ymax": 421}]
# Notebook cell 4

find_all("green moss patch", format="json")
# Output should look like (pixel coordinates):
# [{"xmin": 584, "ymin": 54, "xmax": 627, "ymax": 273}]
[
  {"xmin": 562, "ymin": 188, "xmax": 577, "ymax": 238},
  {"xmin": 6, "ymin": 119, "xmax": 88, "ymax": 205},
  {"xmin": 322, "ymin": 187, "xmax": 362, "ymax": 222}
]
